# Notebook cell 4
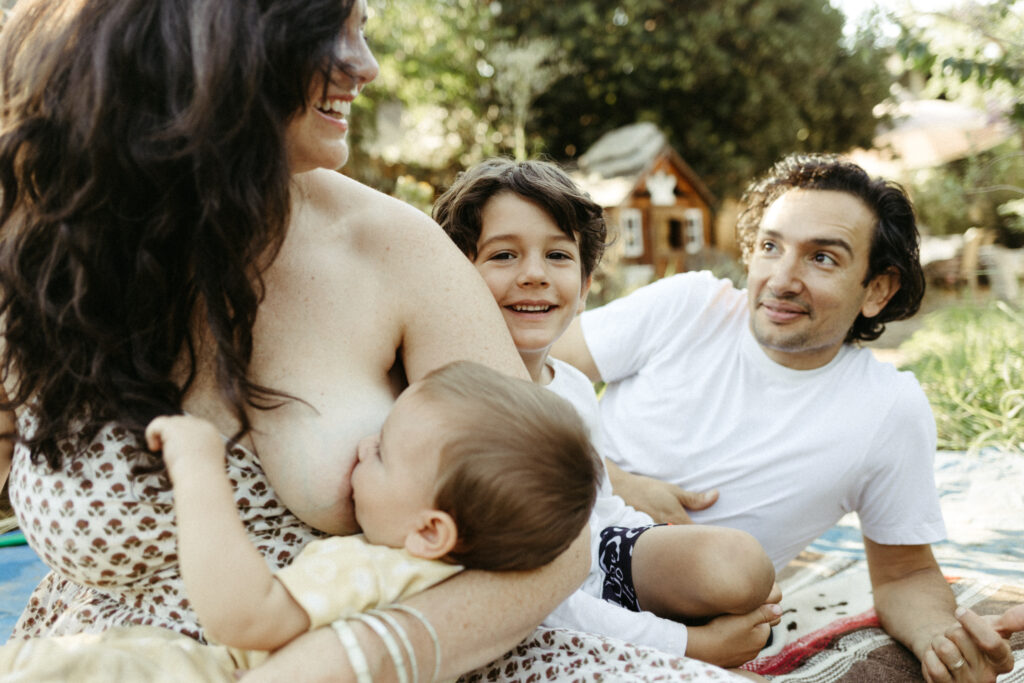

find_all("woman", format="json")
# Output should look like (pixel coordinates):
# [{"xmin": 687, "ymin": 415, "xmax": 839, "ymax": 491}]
[{"xmin": 0, "ymin": 0, "xmax": 587, "ymax": 678}]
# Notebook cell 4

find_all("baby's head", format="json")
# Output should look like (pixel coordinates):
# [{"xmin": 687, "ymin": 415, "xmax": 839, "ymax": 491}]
[
  {"xmin": 352, "ymin": 361, "xmax": 601, "ymax": 571},
  {"xmin": 433, "ymin": 158, "xmax": 608, "ymax": 280}
]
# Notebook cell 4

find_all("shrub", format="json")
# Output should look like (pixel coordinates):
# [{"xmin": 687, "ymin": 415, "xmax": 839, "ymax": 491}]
[{"xmin": 900, "ymin": 301, "xmax": 1024, "ymax": 454}]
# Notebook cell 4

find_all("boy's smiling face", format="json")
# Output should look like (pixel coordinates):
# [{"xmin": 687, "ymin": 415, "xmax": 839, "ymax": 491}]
[{"xmin": 474, "ymin": 192, "xmax": 590, "ymax": 382}]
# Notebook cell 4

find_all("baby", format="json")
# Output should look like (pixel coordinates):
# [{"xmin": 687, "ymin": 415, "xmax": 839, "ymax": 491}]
[{"xmin": 0, "ymin": 361, "xmax": 601, "ymax": 682}]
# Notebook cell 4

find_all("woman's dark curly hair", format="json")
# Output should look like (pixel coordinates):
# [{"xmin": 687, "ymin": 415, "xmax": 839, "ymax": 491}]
[
  {"xmin": 433, "ymin": 158, "xmax": 610, "ymax": 279},
  {"xmin": 0, "ymin": 0, "xmax": 355, "ymax": 468},
  {"xmin": 736, "ymin": 153, "xmax": 926, "ymax": 344}
]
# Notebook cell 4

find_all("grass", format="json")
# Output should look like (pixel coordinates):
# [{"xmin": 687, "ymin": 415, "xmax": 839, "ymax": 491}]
[{"xmin": 899, "ymin": 300, "xmax": 1024, "ymax": 454}]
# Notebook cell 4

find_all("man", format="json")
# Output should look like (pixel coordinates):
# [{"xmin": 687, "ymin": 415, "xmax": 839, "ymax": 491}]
[{"xmin": 553, "ymin": 154, "xmax": 1022, "ymax": 681}]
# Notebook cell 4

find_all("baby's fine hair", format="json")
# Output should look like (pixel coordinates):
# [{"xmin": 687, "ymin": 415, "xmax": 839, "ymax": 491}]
[
  {"xmin": 433, "ymin": 158, "xmax": 609, "ymax": 279},
  {"xmin": 416, "ymin": 361, "xmax": 601, "ymax": 572}
]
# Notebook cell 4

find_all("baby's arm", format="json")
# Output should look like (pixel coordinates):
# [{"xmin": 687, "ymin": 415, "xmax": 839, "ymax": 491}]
[{"xmin": 146, "ymin": 416, "xmax": 310, "ymax": 650}]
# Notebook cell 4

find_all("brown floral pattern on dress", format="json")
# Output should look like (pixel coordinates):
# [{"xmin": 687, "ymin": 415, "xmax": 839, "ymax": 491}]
[
  {"xmin": 458, "ymin": 627, "xmax": 743, "ymax": 682},
  {"xmin": 8, "ymin": 411, "xmax": 322, "ymax": 643}
]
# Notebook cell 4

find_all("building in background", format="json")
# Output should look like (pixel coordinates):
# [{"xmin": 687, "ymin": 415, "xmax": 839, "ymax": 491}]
[{"xmin": 572, "ymin": 123, "xmax": 717, "ymax": 283}]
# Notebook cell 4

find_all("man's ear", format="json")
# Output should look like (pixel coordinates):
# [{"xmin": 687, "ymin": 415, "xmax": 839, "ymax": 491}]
[
  {"xmin": 862, "ymin": 267, "xmax": 900, "ymax": 319},
  {"xmin": 403, "ymin": 510, "xmax": 458, "ymax": 560},
  {"xmin": 577, "ymin": 274, "xmax": 593, "ymax": 315}
]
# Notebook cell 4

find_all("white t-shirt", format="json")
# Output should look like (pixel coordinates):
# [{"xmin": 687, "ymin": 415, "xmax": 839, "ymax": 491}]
[
  {"xmin": 579, "ymin": 271, "xmax": 946, "ymax": 571},
  {"xmin": 542, "ymin": 357, "xmax": 690, "ymax": 656}
]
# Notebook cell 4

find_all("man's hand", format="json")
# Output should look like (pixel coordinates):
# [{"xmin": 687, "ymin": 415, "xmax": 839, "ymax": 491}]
[
  {"xmin": 920, "ymin": 606, "xmax": 1019, "ymax": 682},
  {"xmin": 685, "ymin": 592, "xmax": 783, "ymax": 668},
  {"xmin": 605, "ymin": 460, "xmax": 717, "ymax": 524}
]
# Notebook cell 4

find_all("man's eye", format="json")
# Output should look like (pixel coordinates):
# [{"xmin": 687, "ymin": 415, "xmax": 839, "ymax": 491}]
[{"xmin": 814, "ymin": 253, "xmax": 837, "ymax": 266}]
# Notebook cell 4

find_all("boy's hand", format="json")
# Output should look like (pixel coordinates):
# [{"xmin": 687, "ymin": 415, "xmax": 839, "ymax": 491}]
[
  {"xmin": 685, "ymin": 604, "xmax": 778, "ymax": 668},
  {"xmin": 145, "ymin": 415, "xmax": 225, "ymax": 478}
]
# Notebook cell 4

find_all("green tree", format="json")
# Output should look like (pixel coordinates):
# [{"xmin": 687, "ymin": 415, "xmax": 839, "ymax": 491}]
[
  {"xmin": 348, "ymin": 0, "xmax": 500, "ymax": 191},
  {"xmin": 893, "ymin": 0, "xmax": 1024, "ymax": 241},
  {"xmin": 490, "ymin": 0, "xmax": 892, "ymax": 197},
  {"xmin": 895, "ymin": 0, "xmax": 1023, "ymax": 125},
  {"xmin": 488, "ymin": 37, "xmax": 574, "ymax": 160}
]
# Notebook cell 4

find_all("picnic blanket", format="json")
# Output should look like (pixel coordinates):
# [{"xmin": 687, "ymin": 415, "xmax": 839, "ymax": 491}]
[
  {"xmin": 2, "ymin": 451, "xmax": 1022, "ymax": 681},
  {"xmin": 458, "ymin": 450, "xmax": 1024, "ymax": 681}
]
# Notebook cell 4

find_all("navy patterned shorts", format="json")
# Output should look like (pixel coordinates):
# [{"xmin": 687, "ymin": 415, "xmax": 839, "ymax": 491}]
[{"xmin": 597, "ymin": 524, "xmax": 665, "ymax": 612}]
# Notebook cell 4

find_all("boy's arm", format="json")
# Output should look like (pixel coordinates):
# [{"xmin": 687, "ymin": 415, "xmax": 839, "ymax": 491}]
[{"xmin": 147, "ymin": 416, "xmax": 310, "ymax": 650}]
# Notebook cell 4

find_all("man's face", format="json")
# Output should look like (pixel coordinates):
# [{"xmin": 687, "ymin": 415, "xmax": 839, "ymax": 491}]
[{"xmin": 746, "ymin": 189, "xmax": 895, "ymax": 370}]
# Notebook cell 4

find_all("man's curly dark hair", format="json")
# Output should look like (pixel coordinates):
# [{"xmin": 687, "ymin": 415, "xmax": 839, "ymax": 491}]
[{"xmin": 736, "ymin": 153, "xmax": 926, "ymax": 343}]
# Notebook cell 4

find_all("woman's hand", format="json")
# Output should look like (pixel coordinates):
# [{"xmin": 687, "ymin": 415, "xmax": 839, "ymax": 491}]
[{"xmin": 145, "ymin": 414, "xmax": 224, "ymax": 479}]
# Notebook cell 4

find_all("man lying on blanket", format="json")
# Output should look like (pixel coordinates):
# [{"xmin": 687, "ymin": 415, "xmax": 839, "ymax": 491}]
[{"xmin": 553, "ymin": 153, "xmax": 1023, "ymax": 682}]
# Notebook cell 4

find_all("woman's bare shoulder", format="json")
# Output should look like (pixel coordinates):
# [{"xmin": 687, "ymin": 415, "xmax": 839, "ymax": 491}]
[
  {"xmin": 296, "ymin": 170, "xmax": 437, "ymax": 238},
  {"xmin": 295, "ymin": 169, "xmax": 468, "ymax": 273}
]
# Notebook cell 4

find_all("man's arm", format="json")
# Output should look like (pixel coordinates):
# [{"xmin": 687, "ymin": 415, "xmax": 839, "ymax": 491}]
[
  {"xmin": 550, "ymin": 317, "xmax": 602, "ymax": 382},
  {"xmin": 865, "ymin": 538, "xmax": 1016, "ymax": 682},
  {"xmin": 147, "ymin": 416, "xmax": 310, "ymax": 650}
]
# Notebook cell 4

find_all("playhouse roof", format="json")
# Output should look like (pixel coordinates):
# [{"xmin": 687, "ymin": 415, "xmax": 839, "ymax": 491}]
[{"xmin": 572, "ymin": 122, "xmax": 715, "ymax": 208}]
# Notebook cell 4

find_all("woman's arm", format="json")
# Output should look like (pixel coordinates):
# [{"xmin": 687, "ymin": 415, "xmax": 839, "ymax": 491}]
[
  {"xmin": 246, "ymin": 528, "xmax": 589, "ymax": 682},
  {"xmin": 147, "ymin": 416, "xmax": 310, "ymax": 649},
  {"xmin": 247, "ymin": 181, "xmax": 587, "ymax": 680}
]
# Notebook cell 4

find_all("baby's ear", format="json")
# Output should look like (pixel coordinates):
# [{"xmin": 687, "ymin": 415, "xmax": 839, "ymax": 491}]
[{"xmin": 403, "ymin": 510, "xmax": 458, "ymax": 560}]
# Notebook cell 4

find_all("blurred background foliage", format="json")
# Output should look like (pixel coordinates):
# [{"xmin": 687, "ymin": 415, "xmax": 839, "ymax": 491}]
[
  {"xmin": 349, "ymin": 0, "xmax": 892, "ymax": 200},
  {"xmin": 901, "ymin": 301, "xmax": 1024, "ymax": 453},
  {"xmin": 348, "ymin": 0, "xmax": 1024, "ymax": 249}
]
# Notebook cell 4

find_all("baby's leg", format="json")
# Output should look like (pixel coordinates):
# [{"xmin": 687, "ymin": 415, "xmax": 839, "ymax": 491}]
[{"xmin": 631, "ymin": 524, "xmax": 774, "ymax": 620}]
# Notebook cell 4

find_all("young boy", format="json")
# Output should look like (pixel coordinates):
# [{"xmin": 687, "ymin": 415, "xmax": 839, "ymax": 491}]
[
  {"xmin": 435, "ymin": 158, "xmax": 781, "ymax": 670},
  {"xmin": 0, "ymin": 361, "xmax": 601, "ymax": 682}
]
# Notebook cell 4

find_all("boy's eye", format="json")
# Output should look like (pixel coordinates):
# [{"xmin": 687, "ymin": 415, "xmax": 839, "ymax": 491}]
[
  {"xmin": 548, "ymin": 251, "xmax": 574, "ymax": 260},
  {"xmin": 489, "ymin": 251, "xmax": 514, "ymax": 261}
]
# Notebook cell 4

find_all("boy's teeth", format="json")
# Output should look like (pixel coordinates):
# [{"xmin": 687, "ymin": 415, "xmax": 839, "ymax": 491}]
[{"xmin": 512, "ymin": 304, "xmax": 551, "ymax": 312}]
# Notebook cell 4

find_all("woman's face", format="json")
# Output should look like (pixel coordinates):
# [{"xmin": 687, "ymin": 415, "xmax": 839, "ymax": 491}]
[{"xmin": 285, "ymin": 0, "xmax": 379, "ymax": 173}]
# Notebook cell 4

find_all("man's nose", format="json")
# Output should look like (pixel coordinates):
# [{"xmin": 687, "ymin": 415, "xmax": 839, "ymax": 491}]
[{"xmin": 766, "ymin": 254, "xmax": 803, "ymax": 295}]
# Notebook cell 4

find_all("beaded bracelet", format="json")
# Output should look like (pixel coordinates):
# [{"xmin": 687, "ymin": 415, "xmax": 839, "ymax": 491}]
[
  {"xmin": 352, "ymin": 613, "xmax": 410, "ymax": 683},
  {"xmin": 369, "ymin": 609, "xmax": 419, "ymax": 683},
  {"xmin": 330, "ymin": 618, "xmax": 372, "ymax": 683},
  {"xmin": 392, "ymin": 604, "xmax": 441, "ymax": 683}
]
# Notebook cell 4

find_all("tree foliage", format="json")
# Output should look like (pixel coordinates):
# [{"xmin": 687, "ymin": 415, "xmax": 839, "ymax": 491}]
[
  {"xmin": 489, "ymin": 0, "xmax": 892, "ymax": 197},
  {"xmin": 348, "ymin": 0, "xmax": 500, "ymax": 190},
  {"xmin": 895, "ymin": 0, "xmax": 1023, "ymax": 124},
  {"xmin": 351, "ymin": 0, "xmax": 893, "ymax": 199}
]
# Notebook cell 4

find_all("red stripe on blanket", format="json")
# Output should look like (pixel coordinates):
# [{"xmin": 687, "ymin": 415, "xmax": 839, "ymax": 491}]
[{"xmin": 745, "ymin": 609, "xmax": 881, "ymax": 676}]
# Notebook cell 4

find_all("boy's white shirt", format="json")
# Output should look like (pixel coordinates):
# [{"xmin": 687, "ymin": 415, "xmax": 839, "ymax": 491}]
[{"xmin": 541, "ymin": 357, "xmax": 689, "ymax": 656}]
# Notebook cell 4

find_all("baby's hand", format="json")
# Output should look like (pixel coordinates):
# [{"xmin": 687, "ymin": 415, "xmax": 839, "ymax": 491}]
[{"xmin": 145, "ymin": 415, "xmax": 225, "ymax": 476}]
